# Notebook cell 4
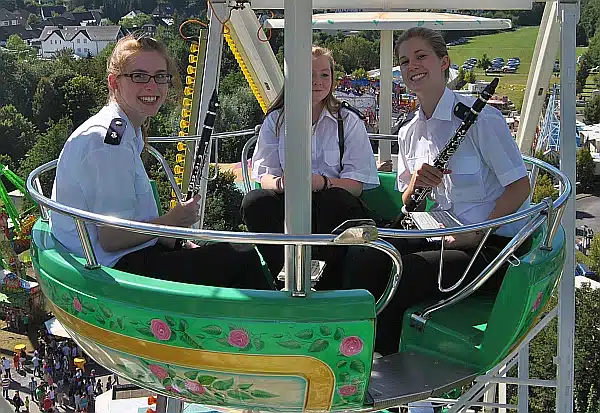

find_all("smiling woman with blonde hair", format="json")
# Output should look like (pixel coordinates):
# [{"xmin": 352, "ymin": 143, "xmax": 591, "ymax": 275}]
[
  {"xmin": 241, "ymin": 45, "xmax": 379, "ymax": 287},
  {"xmin": 50, "ymin": 34, "xmax": 274, "ymax": 290}
]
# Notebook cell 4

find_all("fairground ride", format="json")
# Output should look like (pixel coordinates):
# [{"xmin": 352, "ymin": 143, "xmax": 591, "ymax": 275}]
[{"xmin": 26, "ymin": 0, "xmax": 578, "ymax": 412}]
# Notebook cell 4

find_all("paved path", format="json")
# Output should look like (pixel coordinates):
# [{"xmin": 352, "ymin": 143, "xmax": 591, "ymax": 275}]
[{"xmin": 576, "ymin": 193, "xmax": 600, "ymax": 233}]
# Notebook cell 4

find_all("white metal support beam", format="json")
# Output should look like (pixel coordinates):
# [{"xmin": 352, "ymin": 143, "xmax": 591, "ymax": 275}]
[
  {"xmin": 283, "ymin": 0, "xmax": 313, "ymax": 296},
  {"xmin": 518, "ymin": 344, "xmax": 530, "ymax": 411},
  {"xmin": 517, "ymin": 0, "xmax": 560, "ymax": 154},
  {"xmin": 196, "ymin": 0, "xmax": 226, "ymax": 229},
  {"xmin": 379, "ymin": 30, "xmax": 393, "ymax": 162},
  {"xmin": 557, "ymin": 1, "xmax": 578, "ymax": 412},
  {"xmin": 251, "ymin": 0, "xmax": 533, "ymax": 10}
]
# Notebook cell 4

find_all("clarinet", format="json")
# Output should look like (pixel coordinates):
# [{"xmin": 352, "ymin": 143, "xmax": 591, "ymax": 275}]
[
  {"xmin": 391, "ymin": 77, "xmax": 499, "ymax": 229},
  {"xmin": 186, "ymin": 89, "xmax": 219, "ymax": 200}
]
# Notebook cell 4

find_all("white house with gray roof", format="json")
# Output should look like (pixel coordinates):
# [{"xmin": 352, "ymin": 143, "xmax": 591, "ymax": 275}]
[{"xmin": 39, "ymin": 25, "xmax": 122, "ymax": 58}]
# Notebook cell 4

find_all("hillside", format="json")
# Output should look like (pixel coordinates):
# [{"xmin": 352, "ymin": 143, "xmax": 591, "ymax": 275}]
[{"xmin": 448, "ymin": 26, "xmax": 587, "ymax": 110}]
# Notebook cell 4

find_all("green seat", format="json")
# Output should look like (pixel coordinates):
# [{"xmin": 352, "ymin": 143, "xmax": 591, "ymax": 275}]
[
  {"xmin": 360, "ymin": 172, "xmax": 434, "ymax": 222},
  {"xmin": 400, "ymin": 225, "xmax": 565, "ymax": 371}
]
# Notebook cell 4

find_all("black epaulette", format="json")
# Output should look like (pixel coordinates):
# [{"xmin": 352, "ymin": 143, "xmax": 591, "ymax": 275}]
[
  {"xmin": 340, "ymin": 101, "xmax": 366, "ymax": 120},
  {"xmin": 104, "ymin": 118, "xmax": 126, "ymax": 145},
  {"xmin": 391, "ymin": 110, "xmax": 416, "ymax": 135},
  {"xmin": 453, "ymin": 102, "xmax": 470, "ymax": 121}
]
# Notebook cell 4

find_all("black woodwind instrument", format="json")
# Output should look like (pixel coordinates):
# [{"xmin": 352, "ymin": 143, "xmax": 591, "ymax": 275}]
[
  {"xmin": 391, "ymin": 77, "xmax": 499, "ymax": 229},
  {"xmin": 187, "ymin": 89, "xmax": 219, "ymax": 200}
]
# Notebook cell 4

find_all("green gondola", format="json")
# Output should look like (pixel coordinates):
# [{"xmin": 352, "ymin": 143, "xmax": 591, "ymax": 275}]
[{"xmin": 27, "ymin": 152, "xmax": 567, "ymax": 412}]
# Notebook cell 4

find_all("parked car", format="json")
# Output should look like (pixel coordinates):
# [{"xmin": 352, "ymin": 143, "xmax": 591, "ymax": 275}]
[{"xmin": 576, "ymin": 262, "xmax": 597, "ymax": 280}]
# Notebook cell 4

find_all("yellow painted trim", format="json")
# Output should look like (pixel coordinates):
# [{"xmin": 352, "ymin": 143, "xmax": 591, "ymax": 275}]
[{"xmin": 50, "ymin": 302, "xmax": 335, "ymax": 410}]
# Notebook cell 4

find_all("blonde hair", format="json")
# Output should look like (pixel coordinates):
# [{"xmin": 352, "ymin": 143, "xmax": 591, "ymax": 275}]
[
  {"xmin": 395, "ymin": 27, "xmax": 450, "ymax": 81},
  {"xmin": 268, "ymin": 45, "xmax": 342, "ymax": 135},
  {"xmin": 107, "ymin": 34, "xmax": 182, "ymax": 144}
]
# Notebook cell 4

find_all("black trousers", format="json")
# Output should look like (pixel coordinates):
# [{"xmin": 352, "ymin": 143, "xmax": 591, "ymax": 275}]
[
  {"xmin": 240, "ymin": 187, "xmax": 370, "ymax": 287},
  {"xmin": 114, "ymin": 242, "xmax": 275, "ymax": 290},
  {"xmin": 342, "ymin": 235, "xmax": 524, "ymax": 355}
]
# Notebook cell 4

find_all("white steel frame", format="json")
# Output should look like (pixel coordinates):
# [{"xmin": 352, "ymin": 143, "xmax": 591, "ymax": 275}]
[{"xmin": 164, "ymin": 0, "xmax": 578, "ymax": 411}]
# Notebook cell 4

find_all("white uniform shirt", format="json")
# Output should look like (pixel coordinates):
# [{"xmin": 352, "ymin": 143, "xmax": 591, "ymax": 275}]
[
  {"xmin": 50, "ymin": 102, "xmax": 159, "ymax": 267},
  {"xmin": 397, "ymin": 88, "xmax": 528, "ymax": 237},
  {"xmin": 251, "ymin": 107, "xmax": 380, "ymax": 190}
]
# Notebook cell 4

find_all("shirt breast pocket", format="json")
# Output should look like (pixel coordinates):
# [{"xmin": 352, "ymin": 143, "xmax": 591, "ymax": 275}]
[
  {"xmin": 448, "ymin": 155, "xmax": 485, "ymax": 201},
  {"xmin": 134, "ymin": 169, "xmax": 152, "ymax": 196},
  {"xmin": 323, "ymin": 149, "xmax": 340, "ymax": 167}
]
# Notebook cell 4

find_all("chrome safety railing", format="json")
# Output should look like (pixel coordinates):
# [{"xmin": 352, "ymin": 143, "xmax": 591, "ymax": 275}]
[{"xmin": 26, "ymin": 158, "xmax": 402, "ymax": 316}]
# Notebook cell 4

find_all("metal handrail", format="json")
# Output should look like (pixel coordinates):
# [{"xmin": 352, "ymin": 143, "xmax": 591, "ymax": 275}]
[
  {"xmin": 413, "ymin": 212, "xmax": 548, "ymax": 326},
  {"xmin": 148, "ymin": 129, "xmax": 256, "ymax": 143},
  {"xmin": 26, "ymin": 160, "xmax": 402, "ymax": 315}
]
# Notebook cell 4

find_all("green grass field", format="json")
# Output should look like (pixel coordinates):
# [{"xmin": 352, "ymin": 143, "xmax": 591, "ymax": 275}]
[{"xmin": 448, "ymin": 26, "xmax": 587, "ymax": 110}]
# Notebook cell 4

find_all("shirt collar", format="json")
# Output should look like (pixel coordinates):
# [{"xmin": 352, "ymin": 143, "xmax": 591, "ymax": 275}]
[
  {"xmin": 319, "ymin": 106, "xmax": 338, "ymax": 123},
  {"xmin": 417, "ymin": 87, "xmax": 455, "ymax": 122}
]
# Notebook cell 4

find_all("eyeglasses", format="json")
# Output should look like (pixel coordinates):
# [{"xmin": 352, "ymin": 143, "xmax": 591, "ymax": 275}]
[{"xmin": 122, "ymin": 73, "xmax": 172, "ymax": 84}]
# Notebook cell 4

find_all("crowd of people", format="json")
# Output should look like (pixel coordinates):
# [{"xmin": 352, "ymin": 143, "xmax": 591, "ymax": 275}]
[
  {"xmin": 3, "ymin": 309, "xmax": 30, "ymax": 335},
  {"xmin": 0, "ymin": 328, "xmax": 116, "ymax": 412}
]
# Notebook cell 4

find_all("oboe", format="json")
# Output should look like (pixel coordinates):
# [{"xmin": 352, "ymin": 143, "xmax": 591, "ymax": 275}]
[
  {"xmin": 187, "ymin": 89, "xmax": 219, "ymax": 200},
  {"xmin": 391, "ymin": 77, "xmax": 499, "ymax": 229}
]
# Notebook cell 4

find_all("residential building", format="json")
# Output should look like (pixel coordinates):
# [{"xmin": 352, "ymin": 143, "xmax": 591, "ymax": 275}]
[
  {"xmin": 152, "ymin": 3, "xmax": 173, "ymax": 18},
  {"xmin": 39, "ymin": 25, "xmax": 122, "ymax": 58},
  {"xmin": 40, "ymin": 5, "xmax": 67, "ymax": 20},
  {"xmin": 0, "ymin": 8, "xmax": 18, "ymax": 26},
  {"xmin": 121, "ymin": 10, "xmax": 145, "ymax": 20},
  {"xmin": 62, "ymin": 10, "xmax": 102, "ymax": 26},
  {"xmin": 0, "ymin": 25, "xmax": 41, "ymax": 46}
]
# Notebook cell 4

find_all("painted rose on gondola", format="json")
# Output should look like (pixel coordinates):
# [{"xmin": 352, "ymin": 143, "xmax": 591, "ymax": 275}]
[
  {"xmin": 150, "ymin": 319, "xmax": 172, "ymax": 341},
  {"xmin": 338, "ymin": 384, "xmax": 357, "ymax": 397},
  {"xmin": 228, "ymin": 329, "xmax": 250, "ymax": 348},
  {"xmin": 185, "ymin": 380, "xmax": 205, "ymax": 395},
  {"xmin": 72, "ymin": 297, "xmax": 83, "ymax": 313},
  {"xmin": 149, "ymin": 364, "xmax": 169, "ymax": 380},
  {"xmin": 339, "ymin": 336, "xmax": 363, "ymax": 356}
]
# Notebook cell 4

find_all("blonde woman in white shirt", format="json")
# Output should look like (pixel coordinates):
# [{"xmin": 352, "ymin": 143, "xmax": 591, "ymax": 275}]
[
  {"xmin": 344, "ymin": 27, "xmax": 531, "ymax": 355},
  {"xmin": 241, "ymin": 46, "xmax": 379, "ymax": 287},
  {"xmin": 50, "ymin": 34, "xmax": 274, "ymax": 290}
]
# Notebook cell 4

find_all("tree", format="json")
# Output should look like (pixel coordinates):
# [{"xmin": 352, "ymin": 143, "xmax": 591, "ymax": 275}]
[
  {"xmin": 524, "ymin": 286, "xmax": 600, "ymax": 412},
  {"xmin": 587, "ymin": 31, "xmax": 600, "ymax": 68},
  {"xmin": 0, "ymin": 105, "xmax": 38, "ymax": 164},
  {"xmin": 584, "ymin": 94, "xmax": 600, "ymax": 125},
  {"xmin": 457, "ymin": 67, "xmax": 466, "ymax": 84},
  {"xmin": 586, "ymin": 384, "xmax": 598, "ymax": 413},
  {"xmin": 61, "ymin": 75, "xmax": 104, "ymax": 128},
  {"xmin": 19, "ymin": 117, "xmax": 72, "ymax": 196},
  {"xmin": 351, "ymin": 68, "xmax": 368, "ymax": 80},
  {"xmin": 588, "ymin": 235, "xmax": 600, "ymax": 275},
  {"xmin": 214, "ymin": 87, "xmax": 264, "ymax": 163},
  {"xmin": 478, "ymin": 53, "xmax": 491, "ymax": 71},
  {"xmin": 203, "ymin": 168, "xmax": 245, "ymax": 231},
  {"xmin": 577, "ymin": 55, "xmax": 590, "ymax": 94},
  {"xmin": 577, "ymin": 148, "xmax": 597, "ymax": 192},
  {"xmin": 5, "ymin": 34, "xmax": 35, "ymax": 58},
  {"xmin": 336, "ymin": 35, "xmax": 379, "ymax": 73},
  {"xmin": 26, "ymin": 13, "xmax": 40, "ymax": 26},
  {"xmin": 119, "ymin": 13, "xmax": 153, "ymax": 29},
  {"xmin": 532, "ymin": 172, "xmax": 558, "ymax": 203},
  {"xmin": 466, "ymin": 70, "xmax": 477, "ymax": 84}
]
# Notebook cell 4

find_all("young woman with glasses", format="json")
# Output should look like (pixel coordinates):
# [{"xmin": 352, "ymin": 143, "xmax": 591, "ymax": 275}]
[{"xmin": 50, "ymin": 35, "xmax": 275, "ymax": 289}]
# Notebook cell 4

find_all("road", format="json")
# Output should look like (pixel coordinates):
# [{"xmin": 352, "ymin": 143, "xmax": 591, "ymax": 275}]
[{"xmin": 576, "ymin": 193, "xmax": 600, "ymax": 233}]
